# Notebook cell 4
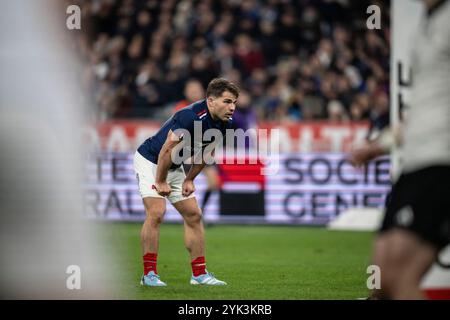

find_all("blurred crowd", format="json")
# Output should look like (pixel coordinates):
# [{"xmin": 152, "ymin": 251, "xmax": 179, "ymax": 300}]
[{"xmin": 75, "ymin": 0, "xmax": 390, "ymax": 128}]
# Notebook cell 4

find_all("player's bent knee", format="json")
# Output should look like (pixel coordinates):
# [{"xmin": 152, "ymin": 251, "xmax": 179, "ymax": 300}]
[
  {"xmin": 380, "ymin": 269, "xmax": 397, "ymax": 298},
  {"xmin": 373, "ymin": 235, "xmax": 399, "ymax": 296},
  {"xmin": 148, "ymin": 215, "xmax": 164, "ymax": 227},
  {"xmin": 184, "ymin": 209, "xmax": 202, "ymax": 225},
  {"xmin": 145, "ymin": 208, "xmax": 165, "ymax": 227},
  {"xmin": 378, "ymin": 250, "xmax": 415, "ymax": 297}
]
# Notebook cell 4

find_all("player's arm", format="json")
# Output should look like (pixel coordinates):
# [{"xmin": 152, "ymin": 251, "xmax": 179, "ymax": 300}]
[
  {"xmin": 154, "ymin": 130, "xmax": 181, "ymax": 196},
  {"xmin": 348, "ymin": 140, "xmax": 386, "ymax": 167},
  {"xmin": 348, "ymin": 126, "xmax": 401, "ymax": 167},
  {"xmin": 185, "ymin": 163, "xmax": 206, "ymax": 181},
  {"xmin": 182, "ymin": 148, "xmax": 216, "ymax": 197},
  {"xmin": 181, "ymin": 164, "xmax": 205, "ymax": 197}
]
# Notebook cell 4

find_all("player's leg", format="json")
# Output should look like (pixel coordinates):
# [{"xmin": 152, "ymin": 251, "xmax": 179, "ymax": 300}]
[
  {"xmin": 141, "ymin": 197, "xmax": 166, "ymax": 255},
  {"xmin": 139, "ymin": 197, "xmax": 167, "ymax": 286},
  {"xmin": 133, "ymin": 151, "xmax": 167, "ymax": 286},
  {"xmin": 172, "ymin": 197, "xmax": 226, "ymax": 285},
  {"xmin": 172, "ymin": 197, "xmax": 205, "ymax": 260},
  {"xmin": 376, "ymin": 167, "xmax": 450, "ymax": 299},
  {"xmin": 167, "ymin": 165, "xmax": 205, "ymax": 259},
  {"xmin": 373, "ymin": 228, "xmax": 438, "ymax": 299}
]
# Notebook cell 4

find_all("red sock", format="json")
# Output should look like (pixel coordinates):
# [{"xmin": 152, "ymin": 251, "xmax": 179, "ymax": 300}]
[
  {"xmin": 143, "ymin": 253, "xmax": 158, "ymax": 275},
  {"xmin": 191, "ymin": 256, "xmax": 207, "ymax": 276}
]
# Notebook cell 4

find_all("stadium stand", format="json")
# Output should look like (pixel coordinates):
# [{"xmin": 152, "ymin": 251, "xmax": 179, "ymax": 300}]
[{"xmin": 74, "ymin": 0, "xmax": 390, "ymax": 125}]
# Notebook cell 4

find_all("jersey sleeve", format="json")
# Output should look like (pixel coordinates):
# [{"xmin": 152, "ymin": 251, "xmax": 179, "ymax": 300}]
[{"xmin": 170, "ymin": 110, "xmax": 196, "ymax": 139}]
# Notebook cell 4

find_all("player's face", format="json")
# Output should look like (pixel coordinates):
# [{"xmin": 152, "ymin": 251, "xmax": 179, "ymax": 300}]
[{"xmin": 208, "ymin": 91, "xmax": 237, "ymax": 121}]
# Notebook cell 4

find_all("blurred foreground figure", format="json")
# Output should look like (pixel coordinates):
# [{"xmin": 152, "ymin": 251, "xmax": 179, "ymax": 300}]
[
  {"xmin": 349, "ymin": 0, "xmax": 450, "ymax": 299},
  {"xmin": 0, "ymin": 1, "xmax": 112, "ymax": 298}
]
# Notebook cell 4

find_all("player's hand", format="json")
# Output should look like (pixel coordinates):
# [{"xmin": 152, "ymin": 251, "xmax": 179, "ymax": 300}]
[
  {"xmin": 182, "ymin": 179, "xmax": 195, "ymax": 197},
  {"xmin": 347, "ymin": 142, "xmax": 382, "ymax": 168},
  {"xmin": 153, "ymin": 182, "xmax": 172, "ymax": 197}
]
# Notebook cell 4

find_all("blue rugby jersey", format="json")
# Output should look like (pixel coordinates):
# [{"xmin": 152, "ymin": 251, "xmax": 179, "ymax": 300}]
[{"xmin": 137, "ymin": 99, "xmax": 233, "ymax": 168}]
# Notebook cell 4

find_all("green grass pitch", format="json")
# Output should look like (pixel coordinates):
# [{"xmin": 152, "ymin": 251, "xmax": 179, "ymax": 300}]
[{"xmin": 101, "ymin": 223, "xmax": 374, "ymax": 299}]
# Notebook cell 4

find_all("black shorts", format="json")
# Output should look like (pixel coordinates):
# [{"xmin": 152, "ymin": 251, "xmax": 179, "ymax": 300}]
[{"xmin": 379, "ymin": 166, "xmax": 450, "ymax": 250}]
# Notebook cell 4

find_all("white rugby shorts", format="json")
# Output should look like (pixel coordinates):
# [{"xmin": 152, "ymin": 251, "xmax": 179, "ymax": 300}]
[{"xmin": 133, "ymin": 151, "xmax": 195, "ymax": 203}]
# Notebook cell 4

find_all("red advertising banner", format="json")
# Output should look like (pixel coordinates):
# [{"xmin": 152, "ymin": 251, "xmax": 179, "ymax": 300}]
[{"xmin": 85, "ymin": 121, "xmax": 370, "ymax": 153}]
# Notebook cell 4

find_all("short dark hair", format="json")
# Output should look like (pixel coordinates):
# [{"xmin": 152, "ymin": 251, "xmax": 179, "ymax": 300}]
[{"xmin": 206, "ymin": 78, "xmax": 239, "ymax": 99}]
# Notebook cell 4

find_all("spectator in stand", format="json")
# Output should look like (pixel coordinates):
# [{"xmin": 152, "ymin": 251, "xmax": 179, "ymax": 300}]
[
  {"xmin": 173, "ymin": 79, "xmax": 205, "ymax": 112},
  {"xmin": 76, "ymin": 0, "xmax": 391, "ymax": 124}
]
